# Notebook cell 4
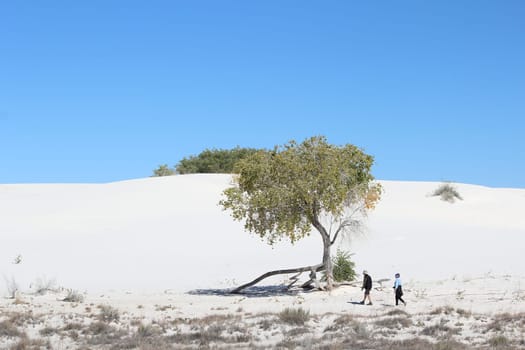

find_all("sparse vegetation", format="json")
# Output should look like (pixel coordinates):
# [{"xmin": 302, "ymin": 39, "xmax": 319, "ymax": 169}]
[
  {"xmin": 375, "ymin": 316, "xmax": 413, "ymax": 329},
  {"xmin": 0, "ymin": 319, "xmax": 22, "ymax": 337},
  {"xmin": 432, "ymin": 182, "xmax": 463, "ymax": 203},
  {"xmin": 4, "ymin": 275, "xmax": 19, "ymax": 299},
  {"xmin": 98, "ymin": 305, "xmax": 120, "ymax": 323},
  {"xmin": 332, "ymin": 250, "xmax": 357, "ymax": 282},
  {"xmin": 1, "ymin": 295, "xmax": 524, "ymax": 349},
  {"xmin": 151, "ymin": 164, "xmax": 175, "ymax": 177},
  {"xmin": 488, "ymin": 334, "xmax": 509, "ymax": 347},
  {"xmin": 278, "ymin": 307, "xmax": 310, "ymax": 325},
  {"xmin": 31, "ymin": 276, "xmax": 57, "ymax": 295},
  {"xmin": 62, "ymin": 289, "xmax": 85, "ymax": 303}
]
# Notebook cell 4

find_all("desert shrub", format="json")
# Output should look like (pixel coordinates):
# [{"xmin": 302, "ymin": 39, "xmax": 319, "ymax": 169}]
[
  {"xmin": 38, "ymin": 326, "xmax": 58, "ymax": 336},
  {"xmin": 332, "ymin": 250, "xmax": 356, "ymax": 282},
  {"xmin": 375, "ymin": 316, "xmax": 413, "ymax": 329},
  {"xmin": 62, "ymin": 322, "xmax": 83, "ymax": 331},
  {"xmin": 5, "ymin": 311, "xmax": 37, "ymax": 327},
  {"xmin": 257, "ymin": 318, "xmax": 273, "ymax": 331},
  {"xmin": 286, "ymin": 327, "xmax": 310, "ymax": 336},
  {"xmin": 385, "ymin": 309, "xmax": 409, "ymax": 317},
  {"xmin": 98, "ymin": 305, "xmax": 120, "ymax": 323},
  {"xmin": 432, "ymin": 183, "xmax": 463, "ymax": 203},
  {"xmin": 136, "ymin": 323, "xmax": 161, "ymax": 338},
  {"xmin": 31, "ymin": 276, "xmax": 57, "ymax": 295},
  {"xmin": 332, "ymin": 314, "xmax": 353, "ymax": 326},
  {"xmin": 9, "ymin": 337, "xmax": 51, "ymax": 350},
  {"xmin": 430, "ymin": 306, "xmax": 455, "ymax": 315},
  {"xmin": 279, "ymin": 307, "xmax": 310, "ymax": 325},
  {"xmin": 0, "ymin": 319, "xmax": 22, "ymax": 337},
  {"xmin": 62, "ymin": 289, "xmax": 84, "ymax": 303},
  {"xmin": 380, "ymin": 337, "xmax": 467, "ymax": 350},
  {"xmin": 87, "ymin": 321, "xmax": 113, "ymax": 335},
  {"xmin": 151, "ymin": 164, "xmax": 175, "ymax": 177},
  {"xmin": 420, "ymin": 319, "xmax": 460, "ymax": 337},
  {"xmin": 488, "ymin": 334, "xmax": 509, "ymax": 347},
  {"xmin": 3, "ymin": 276, "xmax": 19, "ymax": 299},
  {"xmin": 455, "ymin": 308, "xmax": 472, "ymax": 318}
]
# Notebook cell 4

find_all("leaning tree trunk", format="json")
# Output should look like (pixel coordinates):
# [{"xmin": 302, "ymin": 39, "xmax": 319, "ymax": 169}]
[
  {"xmin": 230, "ymin": 263, "xmax": 325, "ymax": 294},
  {"xmin": 230, "ymin": 216, "xmax": 334, "ymax": 294}
]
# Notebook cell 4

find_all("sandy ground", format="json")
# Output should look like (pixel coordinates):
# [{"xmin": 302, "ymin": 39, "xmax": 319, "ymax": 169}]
[{"xmin": 1, "ymin": 274, "xmax": 525, "ymax": 349}]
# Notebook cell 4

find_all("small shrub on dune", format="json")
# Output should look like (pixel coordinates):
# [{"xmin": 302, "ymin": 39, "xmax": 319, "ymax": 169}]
[
  {"xmin": 98, "ymin": 305, "xmax": 120, "ymax": 323},
  {"xmin": 3, "ymin": 276, "xmax": 19, "ymax": 299},
  {"xmin": 279, "ymin": 307, "xmax": 310, "ymax": 326},
  {"xmin": 62, "ymin": 289, "xmax": 84, "ymax": 303},
  {"xmin": 31, "ymin": 276, "xmax": 57, "ymax": 295},
  {"xmin": 432, "ymin": 183, "xmax": 463, "ymax": 203}
]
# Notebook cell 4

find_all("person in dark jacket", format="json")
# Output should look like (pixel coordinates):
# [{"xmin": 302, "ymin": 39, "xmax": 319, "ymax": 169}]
[
  {"xmin": 393, "ymin": 273, "xmax": 406, "ymax": 306},
  {"xmin": 360, "ymin": 270, "xmax": 373, "ymax": 305}
]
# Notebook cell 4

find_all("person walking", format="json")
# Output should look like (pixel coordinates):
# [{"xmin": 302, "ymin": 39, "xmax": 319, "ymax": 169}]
[
  {"xmin": 393, "ymin": 273, "xmax": 406, "ymax": 306},
  {"xmin": 360, "ymin": 270, "xmax": 373, "ymax": 305}
]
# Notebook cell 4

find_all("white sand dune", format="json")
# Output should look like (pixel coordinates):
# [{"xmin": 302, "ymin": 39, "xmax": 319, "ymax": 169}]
[
  {"xmin": 1, "ymin": 174, "xmax": 524, "ymax": 294},
  {"xmin": 0, "ymin": 175, "xmax": 525, "ymax": 349},
  {"xmin": 2, "ymin": 175, "xmax": 525, "ymax": 349}
]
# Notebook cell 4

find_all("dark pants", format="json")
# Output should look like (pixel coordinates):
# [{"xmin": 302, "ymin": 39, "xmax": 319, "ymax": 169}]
[{"xmin": 395, "ymin": 286, "xmax": 405, "ymax": 305}]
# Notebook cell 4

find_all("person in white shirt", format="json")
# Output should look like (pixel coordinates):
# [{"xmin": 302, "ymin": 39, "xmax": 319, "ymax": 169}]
[{"xmin": 393, "ymin": 273, "xmax": 406, "ymax": 306}]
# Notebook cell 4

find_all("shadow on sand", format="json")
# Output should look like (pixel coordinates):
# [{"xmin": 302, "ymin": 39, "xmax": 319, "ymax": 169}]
[{"xmin": 188, "ymin": 285, "xmax": 312, "ymax": 298}]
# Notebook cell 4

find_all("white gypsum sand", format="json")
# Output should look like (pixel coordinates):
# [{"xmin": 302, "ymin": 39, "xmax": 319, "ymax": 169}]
[{"xmin": 1, "ymin": 174, "xmax": 524, "ymax": 349}]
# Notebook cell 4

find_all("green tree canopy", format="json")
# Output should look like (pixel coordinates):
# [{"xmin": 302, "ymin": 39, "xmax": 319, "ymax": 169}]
[
  {"xmin": 176, "ymin": 147, "xmax": 260, "ymax": 174},
  {"xmin": 220, "ymin": 136, "xmax": 381, "ymax": 291}
]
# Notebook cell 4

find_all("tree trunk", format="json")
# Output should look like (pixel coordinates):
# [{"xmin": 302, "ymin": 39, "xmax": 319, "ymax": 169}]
[
  {"xmin": 230, "ymin": 263, "xmax": 324, "ymax": 294},
  {"xmin": 322, "ymin": 234, "xmax": 333, "ymax": 290},
  {"xmin": 312, "ymin": 216, "xmax": 333, "ymax": 290}
]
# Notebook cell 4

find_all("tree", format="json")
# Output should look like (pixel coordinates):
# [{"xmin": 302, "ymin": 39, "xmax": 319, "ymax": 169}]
[
  {"xmin": 176, "ymin": 147, "xmax": 260, "ymax": 174},
  {"xmin": 152, "ymin": 164, "xmax": 175, "ymax": 177},
  {"xmin": 220, "ymin": 136, "xmax": 382, "ymax": 292}
]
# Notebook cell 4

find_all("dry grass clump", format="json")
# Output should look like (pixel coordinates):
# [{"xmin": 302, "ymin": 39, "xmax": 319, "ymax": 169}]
[
  {"xmin": 38, "ymin": 326, "xmax": 59, "ymax": 337},
  {"xmin": 323, "ymin": 314, "xmax": 368, "ymax": 341},
  {"xmin": 378, "ymin": 337, "xmax": 468, "ymax": 350},
  {"xmin": 97, "ymin": 305, "xmax": 120, "ymax": 323},
  {"xmin": 375, "ymin": 316, "xmax": 413, "ymax": 330},
  {"xmin": 384, "ymin": 309, "xmax": 409, "ymax": 317},
  {"xmin": 8, "ymin": 336, "xmax": 51, "ymax": 350},
  {"xmin": 3, "ymin": 311, "xmax": 38, "ymax": 327},
  {"xmin": 420, "ymin": 319, "xmax": 460, "ymax": 337},
  {"xmin": 429, "ymin": 306, "xmax": 455, "ymax": 315},
  {"xmin": 0, "ymin": 319, "xmax": 23, "ymax": 337},
  {"xmin": 455, "ymin": 308, "xmax": 472, "ymax": 318},
  {"xmin": 278, "ymin": 307, "xmax": 310, "ymax": 325},
  {"xmin": 484, "ymin": 312, "xmax": 525, "ymax": 335},
  {"xmin": 31, "ymin": 277, "xmax": 57, "ymax": 295},
  {"xmin": 84, "ymin": 321, "xmax": 126, "ymax": 346},
  {"xmin": 432, "ymin": 183, "xmax": 463, "ymax": 203},
  {"xmin": 488, "ymin": 334, "xmax": 509, "ymax": 348},
  {"xmin": 62, "ymin": 289, "xmax": 84, "ymax": 303}
]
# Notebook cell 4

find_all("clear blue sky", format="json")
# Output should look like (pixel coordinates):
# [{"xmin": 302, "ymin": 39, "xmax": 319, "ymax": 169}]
[{"xmin": 1, "ymin": 1, "xmax": 524, "ymax": 187}]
